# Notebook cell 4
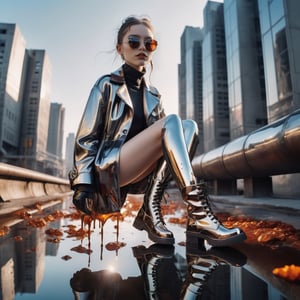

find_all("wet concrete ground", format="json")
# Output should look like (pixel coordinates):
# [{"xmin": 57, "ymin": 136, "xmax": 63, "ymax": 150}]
[{"xmin": 0, "ymin": 191, "xmax": 299, "ymax": 300}]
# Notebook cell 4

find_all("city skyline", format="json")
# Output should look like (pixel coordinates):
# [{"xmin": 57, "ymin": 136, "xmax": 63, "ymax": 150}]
[{"xmin": 0, "ymin": 0, "xmax": 223, "ymax": 137}]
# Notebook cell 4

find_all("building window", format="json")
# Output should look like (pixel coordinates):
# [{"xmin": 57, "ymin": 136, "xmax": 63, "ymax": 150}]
[{"xmin": 273, "ymin": 20, "xmax": 292, "ymax": 101}]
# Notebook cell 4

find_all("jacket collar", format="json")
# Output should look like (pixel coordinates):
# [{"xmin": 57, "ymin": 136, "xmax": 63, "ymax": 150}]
[{"xmin": 110, "ymin": 67, "xmax": 160, "ymax": 116}]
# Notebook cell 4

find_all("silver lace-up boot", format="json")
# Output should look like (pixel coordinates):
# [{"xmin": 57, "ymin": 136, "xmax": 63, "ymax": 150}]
[
  {"xmin": 161, "ymin": 115, "xmax": 246, "ymax": 247},
  {"xmin": 133, "ymin": 117, "xmax": 199, "ymax": 245},
  {"xmin": 133, "ymin": 160, "xmax": 175, "ymax": 245}
]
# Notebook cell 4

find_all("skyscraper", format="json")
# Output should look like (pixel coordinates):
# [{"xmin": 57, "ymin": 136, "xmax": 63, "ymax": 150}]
[
  {"xmin": 47, "ymin": 102, "xmax": 65, "ymax": 159},
  {"xmin": 224, "ymin": 0, "xmax": 267, "ymax": 139},
  {"xmin": 178, "ymin": 26, "xmax": 203, "ymax": 154},
  {"xmin": 64, "ymin": 132, "xmax": 75, "ymax": 177},
  {"xmin": 257, "ymin": 0, "xmax": 300, "ymax": 196},
  {"xmin": 0, "ymin": 23, "xmax": 58, "ymax": 174},
  {"xmin": 258, "ymin": 0, "xmax": 300, "ymax": 122},
  {"xmin": 20, "ymin": 49, "xmax": 52, "ymax": 172},
  {"xmin": 202, "ymin": 1, "xmax": 230, "ymax": 151},
  {"xmin": 0, "ymin": 23, "xmax": 26, "ymax": 159}
]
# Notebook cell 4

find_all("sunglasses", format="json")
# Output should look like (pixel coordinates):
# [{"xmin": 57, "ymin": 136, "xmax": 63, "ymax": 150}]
[{"xmin": 127, "ymin": 35, "xmax": 158, "ymax": 52}]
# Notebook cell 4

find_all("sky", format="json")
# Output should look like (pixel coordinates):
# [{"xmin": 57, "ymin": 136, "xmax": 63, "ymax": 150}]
[{"xmin": 0, "ymin": 0, "xmax": 222, "ymax": 140}]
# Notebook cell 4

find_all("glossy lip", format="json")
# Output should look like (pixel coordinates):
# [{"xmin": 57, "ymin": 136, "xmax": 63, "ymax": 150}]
[{"xmin": 136, "ymin": 52, "xmax": 147, "ymax": 59}]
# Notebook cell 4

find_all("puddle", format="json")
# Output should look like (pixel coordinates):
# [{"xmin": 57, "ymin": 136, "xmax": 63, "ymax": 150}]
[{"xmin": 0, "ymin": 195, "xmax": 299, "ymax": 300}]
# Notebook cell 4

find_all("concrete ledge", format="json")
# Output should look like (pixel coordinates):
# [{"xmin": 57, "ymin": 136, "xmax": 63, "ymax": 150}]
[
  {"xmin": 210, "ymin": 194, "xmax": 300, "ymax": 229},
  {"xmin": 210, "ymin": 194, "xmax": 300, "ymax": 213},
  {"xmin": 0, "ymin": 162, "xmax": 69, "ymax": 184},
  {"xmin": 0, "ymin": 162, "xmax": 71, "ymax": 202}
]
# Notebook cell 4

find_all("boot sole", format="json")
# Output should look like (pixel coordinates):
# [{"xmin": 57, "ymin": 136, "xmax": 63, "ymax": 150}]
[
  {"xmin": 133, "ymin": 218, "xmax": 175, "ymax": 245},
  {"xmin": 186, "ymin": 230, "xmax": 246, "ymax": 247},
  {"xmin": 132, "ymin": 244, "xmax": 175, "ymax": 258}
]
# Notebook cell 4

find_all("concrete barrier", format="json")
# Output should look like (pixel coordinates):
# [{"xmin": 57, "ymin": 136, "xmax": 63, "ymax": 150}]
[{"xmin": 0, "ymin": 162, "xmax": 71, "ymax": 201}]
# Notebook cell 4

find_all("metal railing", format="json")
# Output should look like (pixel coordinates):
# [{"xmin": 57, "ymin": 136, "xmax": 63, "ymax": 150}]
[{"xmin": 192, "ymin": 109, "xmax": 300, "ymax": 194}]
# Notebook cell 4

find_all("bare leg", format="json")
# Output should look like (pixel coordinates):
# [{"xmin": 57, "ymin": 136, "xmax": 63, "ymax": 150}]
[
  {"xmin": 129, "ymin": 161, "xmax": 158, "ymax": 184},
  {"xmin": 119, "ymin": 118, "xmax": 165, "ymax": 187}
]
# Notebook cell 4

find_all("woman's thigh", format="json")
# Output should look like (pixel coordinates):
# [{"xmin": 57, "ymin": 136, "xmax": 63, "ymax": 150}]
[{"xmin": 119, "ymin": 118, "xmax": 165, "ymax": 187}]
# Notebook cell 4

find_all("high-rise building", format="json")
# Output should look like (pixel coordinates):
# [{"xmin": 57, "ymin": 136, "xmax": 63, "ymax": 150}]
[
  {"xmin": 47, "ymin": 102, "xmax": 65, "ymax": 158},
  {"xmin": 257, "ymin": 0, "xmax": 300, "ymax": 196},
  {"xmin": 64, "ymin": 132, "xmax": 75, "ymax": 177},
  {"xmin": 0, "ymin": 23, "xmax": 26, "ymax": 159},
  {"xmin": 20, "ymin": 49, "xmax": 51, "ymax": 172},
  {"xmin": 202, "ymin": 1, "xmax": 230, "ymax": 151},
  {"xmin": 45, "ymin": 102, "xmax": 65, "ymax": 176},
  {"xmin": 178, "ymin": 26, "xmax": 203, "ymax": 154},
  {"xmin": 258, "ymin": 0, "xmax": 300, "ymax": 122},
  {"xmin": 224, "ymin": 0, "xmax": 267, "ymax": 139},
  {"xmin": 178, "ymin": 1, "xmax": 300, "ymax": 197},
  {"xmin": 0, "ymin": 23, "xmax": 57, "ymax": 174}
]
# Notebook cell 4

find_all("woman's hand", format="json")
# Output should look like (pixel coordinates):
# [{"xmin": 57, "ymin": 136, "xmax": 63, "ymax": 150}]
[{"xmin": 73, "ymin": 189, "xmax": 95, "ymax": 215}]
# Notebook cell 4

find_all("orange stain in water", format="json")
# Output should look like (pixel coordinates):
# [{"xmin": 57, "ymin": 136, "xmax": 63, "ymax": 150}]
[{"xmin": 273, "ymin": 264, "xmax": 300, "ymax": 281}]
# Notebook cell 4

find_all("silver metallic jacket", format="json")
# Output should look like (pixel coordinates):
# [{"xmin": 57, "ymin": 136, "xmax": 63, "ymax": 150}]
[{"xmin": 69, "ymin": 66, "xmax": 165, "ymax": 208}]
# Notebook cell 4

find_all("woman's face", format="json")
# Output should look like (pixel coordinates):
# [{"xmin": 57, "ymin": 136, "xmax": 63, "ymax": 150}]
[{"xmin": 117, "ymin": 24, "xmax": 156, "ymax": 71}]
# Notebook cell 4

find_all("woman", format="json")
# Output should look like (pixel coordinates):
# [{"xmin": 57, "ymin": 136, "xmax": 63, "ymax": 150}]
[{"xmin": 69, "ymin": 16, "xmax": 246, "ymax": 247}]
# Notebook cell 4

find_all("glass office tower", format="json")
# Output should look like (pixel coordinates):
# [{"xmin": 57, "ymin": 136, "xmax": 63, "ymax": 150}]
[
  {"xmin": 258, "ymin": 0, "xmax": 300, "ymax": 122},
  {"xmin": 224, "ymin": 0, "xmax": 267, "ymax": 139},
  {"xmin": 202, "ymin": 1, "xmax": 230, "ymax": 151},
  {"xmin": 0, "ymin": 23, "xmax": 26, "ymax": 158},
  {"xmin": 178, "ymin": 26, "xmax": 204, "ymax": 154}
]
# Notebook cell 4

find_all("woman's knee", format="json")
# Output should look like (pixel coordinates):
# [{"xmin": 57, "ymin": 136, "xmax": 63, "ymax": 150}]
[
  {"xmin": 164, "ymin": 115, "xmax": 199, "ymax": 136},
  {"xmin": 182, "ymin": 119, "xmax": 199, "ymax": 156},
  {"xmin": 163, "ymin": 114, "xmax": 182, "ymax": 129},
  {"xmin": 182, "ymin": 119, "xmax": 199, "ymax": 136}
]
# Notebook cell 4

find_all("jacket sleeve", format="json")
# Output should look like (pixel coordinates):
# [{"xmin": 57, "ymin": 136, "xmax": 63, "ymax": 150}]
[{"xmin": 69, "ymin": 78, "xmax": 109, "ymax": 188}]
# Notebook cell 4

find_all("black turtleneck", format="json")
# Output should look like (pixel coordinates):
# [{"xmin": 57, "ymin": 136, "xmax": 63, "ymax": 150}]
[{"xmin": 123, "ymin": 64, "xmax": 147, "ymax": 141}]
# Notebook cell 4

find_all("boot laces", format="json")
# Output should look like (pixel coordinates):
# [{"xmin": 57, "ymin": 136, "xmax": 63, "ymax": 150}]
[
  {"xmin": 152, "ymin": 181, "xmax": 169, "ymax": 224},
  {"xmin": 190, "ymin": 257, "xmax": 218, "ymax": 285},
  {"xmin": 195, "ymin": 182, "xmax": 219, "ymax": 225},
  {"xmin": 147, "ymin": 257, "xmax": 161, "ymax": 294}
]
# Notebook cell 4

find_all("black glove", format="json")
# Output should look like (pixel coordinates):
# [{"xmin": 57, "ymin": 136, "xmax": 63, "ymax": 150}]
[{"xmin": 73, "ymin": 188, "xmax": 95, "ymax": 215}]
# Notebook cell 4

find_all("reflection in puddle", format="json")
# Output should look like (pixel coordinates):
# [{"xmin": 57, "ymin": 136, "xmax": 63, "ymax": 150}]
[
  {"xmin": 70, "ymin": 242, "xmax": 246, "ymax": 299},
  {"xmin": 0, "ymin": 195, "xmax": 299, "ymax": 299}
]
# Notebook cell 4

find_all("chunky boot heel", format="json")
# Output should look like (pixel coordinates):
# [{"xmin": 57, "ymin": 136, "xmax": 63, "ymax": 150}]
[
  {"xmin": 187, "ymin": 227, "xmax": 246, "ymax": 247},
  {"xmin": 186, "ymin": 232, "xmax": 205, "ymax": 249},
  {"xmin": 202, "ymin": 230, "xmax": 246, "ymax": 247},
  {"xmin": 132, "ymin": 209, "xmax": 145, "ymax": 231},
  {"xmin": 133, "ymin": 206, "xmax": 175, "ymax": 245}
]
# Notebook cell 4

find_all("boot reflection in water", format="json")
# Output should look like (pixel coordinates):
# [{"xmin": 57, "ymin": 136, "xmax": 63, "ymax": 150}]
[
  {"xmin": 132, "ymin": 244, "xmax": 182, "ymax": 300},
  {"xmin": 180, "ymin": 241, "xmax": 247, "ymax": 300}
]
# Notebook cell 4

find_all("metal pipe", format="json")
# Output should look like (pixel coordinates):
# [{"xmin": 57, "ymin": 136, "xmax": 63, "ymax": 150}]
[
  {"xmin": 0, "ymin": 162, "xmax": 69, "ymax": 185},
  {"xmin": 192, "ymin": 109, "xmax": 300, "ymax": 180}
]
